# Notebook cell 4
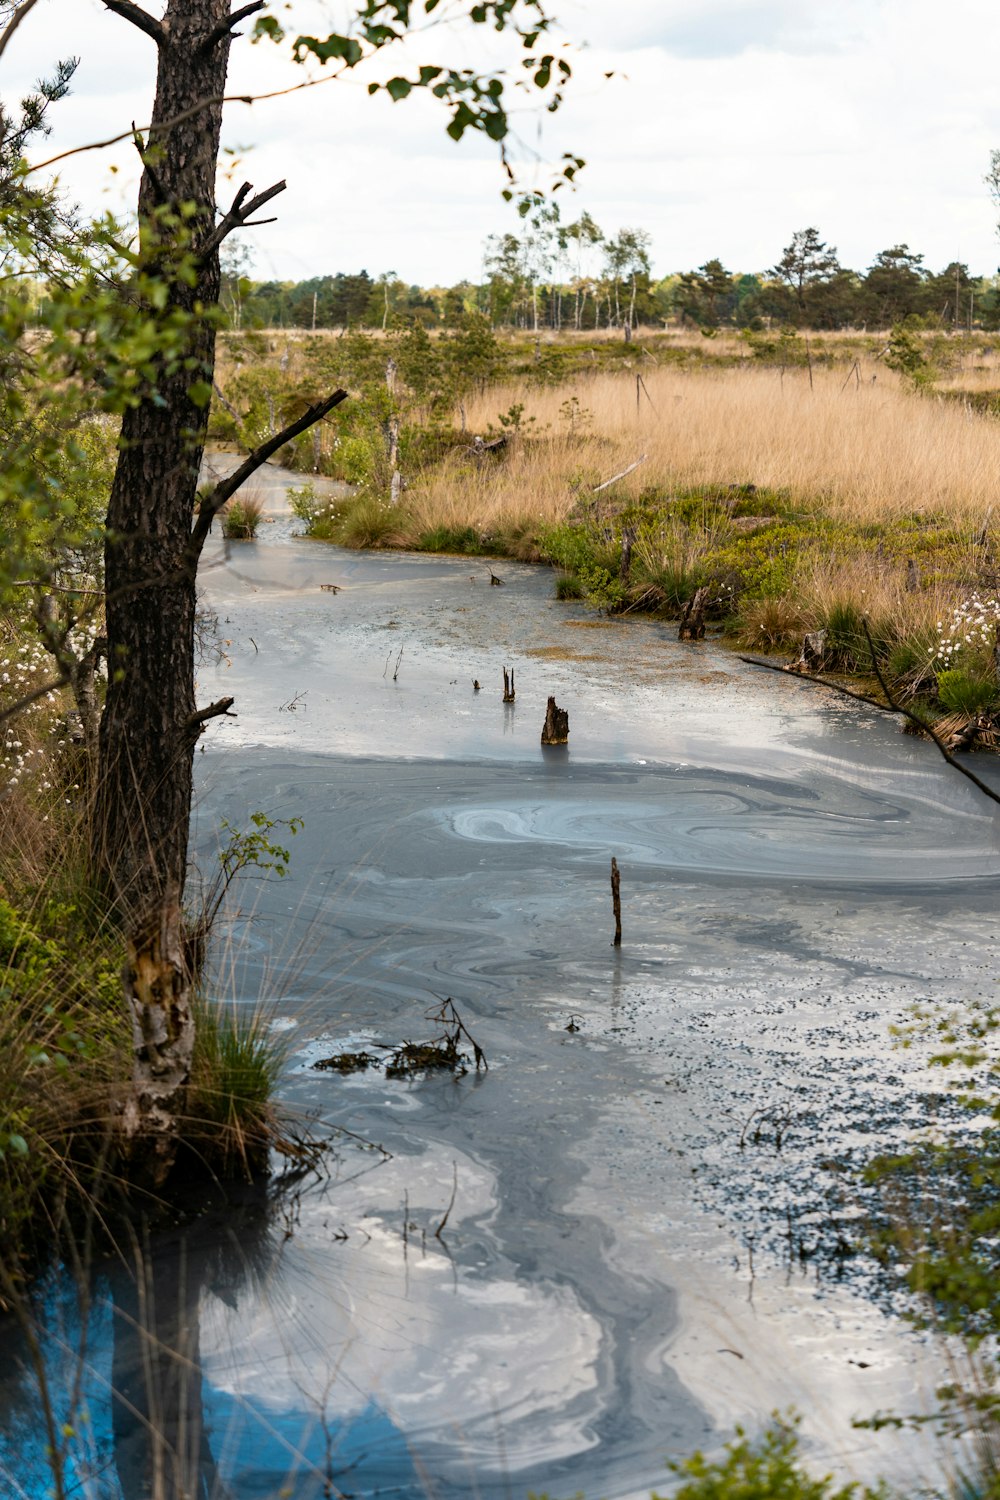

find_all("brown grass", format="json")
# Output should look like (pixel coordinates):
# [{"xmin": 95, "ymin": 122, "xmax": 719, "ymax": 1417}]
[{"xmin": 407, "ymin": 364, "xmax": 1000, "ymax": 534}]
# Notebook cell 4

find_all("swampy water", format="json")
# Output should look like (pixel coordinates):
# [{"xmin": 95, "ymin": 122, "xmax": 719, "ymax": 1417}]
[{"xmin": 4, "ymin": 458, "xmax": 1000, "ymax": 1499}]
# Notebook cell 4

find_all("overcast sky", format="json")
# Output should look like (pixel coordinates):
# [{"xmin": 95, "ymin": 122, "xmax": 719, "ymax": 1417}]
[{"xmin": 5, "ymin": 0, "xmax": 1000, "ymax": 286}]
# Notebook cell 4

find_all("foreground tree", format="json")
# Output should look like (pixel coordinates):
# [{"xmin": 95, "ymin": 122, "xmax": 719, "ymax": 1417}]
[{"xmin": 36, "ymin": 0, "xmax": 579, "ymax": 1180}]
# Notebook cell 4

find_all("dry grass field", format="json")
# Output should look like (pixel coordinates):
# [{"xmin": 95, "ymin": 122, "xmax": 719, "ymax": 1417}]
[
  {"xmin": 214, "ymin": 327, "xmax": 1000, "ymax": 717},
  {"xmin": 413, "ymin": 363, "xmax": 1000, "ymax": 530}
]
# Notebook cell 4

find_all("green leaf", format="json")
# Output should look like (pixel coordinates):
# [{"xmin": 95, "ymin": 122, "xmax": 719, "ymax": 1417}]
[
  {"xmin": 251, "ymin": 16, "xmax": 285, "ymax": 43},
  {"xmin": 386, "ymin": 76, "xmax": 412, "ymax": 101},
  {"xmin": 187, "ymin": 380, "xmax": 213, "ymax": 409}
]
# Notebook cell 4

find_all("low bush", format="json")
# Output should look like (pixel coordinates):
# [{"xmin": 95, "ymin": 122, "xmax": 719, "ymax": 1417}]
[
  {"xmin": 221, "ymin": 491, "xmax": 264, "ymax": 539},
  {"xmin": 555, "ymin": 572, "xmax": 584, "ymax": 600},
  {"xmin": 936, "ymin": 667, "xmax": 999, "ymax": 716},
  {"xmin": 661, "ymin": 1415, "xmax": 887, "ymax": 1499}
]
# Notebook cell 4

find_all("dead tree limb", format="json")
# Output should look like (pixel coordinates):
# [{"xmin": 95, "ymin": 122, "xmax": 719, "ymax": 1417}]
[
  {"xmin": 203, "ymin": 179, "xmax": 287, "ymax": 255},
  {"xmin": 739, "ymin": 654, "xmax": 892, "ymax": 714},
  {"xmin": 101, "ymin": 0, "xmax": 165, "ymax": 44},
  {"xmin": 201, "ymin": 1, "xmax": 265, "ymax": 51},
  {"xmin": 184, "ymin": 696, "xmax": 236, "ymax": 740},
  {"xmin": 0, "ymin": 0, "xmax": 44, "ymax": 62},
  {"xmin": 189, "ymin": 390, "xmax": 348, "ymax": 554},
  {"xmin": 211, "ymin": 381, "xmax": 241, "ymax": 425},
  {"xmin": 593, "ymin": 454, "xmax": 647, "ymax": 494},
  {"xmin": 741, "ymin": 632, "xmax": 1000, "ymax": 810}
]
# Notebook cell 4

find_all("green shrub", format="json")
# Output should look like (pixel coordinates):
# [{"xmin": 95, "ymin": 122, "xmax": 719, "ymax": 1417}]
[
  {"xmin": 336, "ymin": 495, "xmax": 405, "ymax": 548},
  {"xmin": 187, "ymin": 999, "xmax": 288, "ymax": 1178},
  {"xmin": 662, "ymin": 1415, "xmax": 884, "ymax": 1500},
  {"xmin": 703, "ymin": 522, "xmax": 804, "ymax": 601},
  {"xmin": 555, "ymin": 572, "xmax": 583, "ymax": 600},
  {"xmin": 288, "ymin": 481, "xmax": 344, "ymax": 540},
  {"xmin": 936, "ymin": 668, "xmax": 999, "ymax": 716},
  {"xmin": 539, "ymin": 520, "xmax": 594, "ymax": 576},
  {"xmin": 221, "ymin": 493, "xmax": 264, "ymax": 539},
  {"xmin": 579, "ymin": 562, "xmax": 626, "ymax": 614}
]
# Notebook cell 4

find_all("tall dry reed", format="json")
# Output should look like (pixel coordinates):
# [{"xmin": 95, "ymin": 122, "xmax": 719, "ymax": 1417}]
[{"xmin": 425, "ymin": 365, "xmax": 1000, "ymax": 530}]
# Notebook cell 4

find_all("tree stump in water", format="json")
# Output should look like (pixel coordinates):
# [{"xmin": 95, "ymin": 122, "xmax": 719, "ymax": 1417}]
[
  {"xmin": 611, "ymin": 856, "xmax": 622, "ymax": 946},
  {"xmin": 541, "ymin": 695, "xmax": 569, "ymax": 744},
  {"xmin": 678, "ymin": 587, "xmax": 709, "ymax": 641},
  {"xmin": 790, "ymin": 628, "xmax": 827, "ymax": 673},
  {"xmin": 503, "ymin": 666, "xmax": 515, "ymax": 702}
]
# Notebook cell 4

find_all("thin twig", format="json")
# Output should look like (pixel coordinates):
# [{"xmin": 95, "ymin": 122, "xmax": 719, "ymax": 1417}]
[
  {"xmin": 26, "ymin": 72, "xmax": 345, "ymax": 176},
  {"xmin": 0, "ymin": 0, "xmax": 42, "ymax": 61},
  {"xmin": 434, "ymin": 1163, "xmax": 458, "ymax": 1241}
]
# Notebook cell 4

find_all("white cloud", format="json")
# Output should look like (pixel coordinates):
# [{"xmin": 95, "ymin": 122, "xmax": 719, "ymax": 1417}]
[{"xmin": 4, "ymin": 0, "xmax": 1000, "ymax": 285}]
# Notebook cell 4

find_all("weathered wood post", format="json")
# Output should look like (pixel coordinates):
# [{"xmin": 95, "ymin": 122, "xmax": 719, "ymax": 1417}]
[
  {"xmin": 541, "ymin": 696, "xmax": 569, "ymax": 744},
  {"xmin": 503, "ymin": 666, "xmax": 515, "ymax": 702},
  {"xmin": 678, "ymin": 586, "xmax": 709, "ymax": 641},
  {"xmin": 610, "ymin": 856, "xmax": 622, "ymax": 946},
  {"xmin": 619, "ymin": 526, "xmax": 636, "ymax": 583}
]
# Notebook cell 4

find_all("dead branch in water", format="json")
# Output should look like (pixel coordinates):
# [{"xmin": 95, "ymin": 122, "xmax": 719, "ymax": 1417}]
[{"xmin": 741, "ymin": 629, "xmax": 1000, "ymax": 809}]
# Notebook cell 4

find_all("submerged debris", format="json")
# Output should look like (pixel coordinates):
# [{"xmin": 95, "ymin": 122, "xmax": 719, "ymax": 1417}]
[
  {"xmin": 386, "ymin": 999, "xmax": 488, "ymax": 1078},
  {"xmin": 312, "ymin": 999, "xmax": 488, "ymax": 1081},
  {"xmin": 313, "ymin": 1050, "xmax": 380, "ymax": 1073}
]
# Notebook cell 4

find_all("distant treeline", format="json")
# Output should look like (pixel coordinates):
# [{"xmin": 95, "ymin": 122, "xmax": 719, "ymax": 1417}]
[{"xmin": 225, "ymin": 223, "xmax": 1000, "ymax": 334}]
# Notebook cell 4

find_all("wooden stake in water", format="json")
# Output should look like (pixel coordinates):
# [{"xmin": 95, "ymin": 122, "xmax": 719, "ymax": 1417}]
[{"xmin": 611, "ymin": 856, "xmax": 622, "ymax": 947}]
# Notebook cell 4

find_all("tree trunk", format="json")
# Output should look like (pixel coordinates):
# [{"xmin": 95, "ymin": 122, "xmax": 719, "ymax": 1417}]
[
  {"xmin": 541, "ymin": 695, "xmax": 569, "ymax": 744},
  {"xmin": 94, "ymin": 0, "xmax": 238, "ymax": 1180}
]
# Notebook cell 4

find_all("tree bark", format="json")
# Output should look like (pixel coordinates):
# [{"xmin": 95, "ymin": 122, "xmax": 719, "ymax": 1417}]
[
  {"xmin": 93, "ymin": 1, "xmax": 265, "ymax": 1180},
  {"xmin": 677, "ymin": 586, "xmax": 709, "ymax": 642},
  {"xmin": 541, "ymin": 695, "xmax": 569, "ymax": 744}
]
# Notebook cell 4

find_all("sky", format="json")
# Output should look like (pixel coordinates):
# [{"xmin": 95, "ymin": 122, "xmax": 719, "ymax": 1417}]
[{"xmin": 4, "ymin": 0, "xmax": 1000, "ymax": 287}]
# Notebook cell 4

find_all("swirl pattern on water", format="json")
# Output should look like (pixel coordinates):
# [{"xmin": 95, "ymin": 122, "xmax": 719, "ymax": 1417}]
[{"xmin": 442, "ymin": 779, "xmax": 1000, "ymax": 882}]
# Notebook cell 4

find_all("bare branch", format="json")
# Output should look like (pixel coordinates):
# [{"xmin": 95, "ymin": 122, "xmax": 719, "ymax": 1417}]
[
  {"xmin": 739, "ymin": 655, "xmax": 893, "ymax": 715},
  {"xmin": 860, "ymin": 619, "xmax": 1000, "ymax": 808},
  {"xmin": 131, "ymin": 122, "xmax": 166, "ymax": 204},
  {"xmin": 26, "ymin": 74, "xmax": 344, "ymax": 178},
  {"xmin": 184, "ymin": 696, "xmax": 236, "ymax": 738},
  {"xmin": 189, "ymin": 390, "xmax": 350, "ymax": 555},
  {"xmin": 201, "ymin": 1, "xmax": 266, "ymax": 52},
  {"xmin": 593, "ymin": 455, "xmax": 647, "ymax": 494},
  {"xmin": 101, "ymin": 0, "xmax": 165, "ymax": 45},
  {"xmin": 211, "ymin": 381, "xmax": 240, "ymax": 424},
  {"xmin": 203, "ymin": 178, "xmax": 286, "ymax": 255},
  {"xmin": 0, "ymin": 0, "xmax": 42, "ymax": 62},
  {"xmin": 741, "ymin": 640, "xmax": 1000, "ymax": 810}
]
